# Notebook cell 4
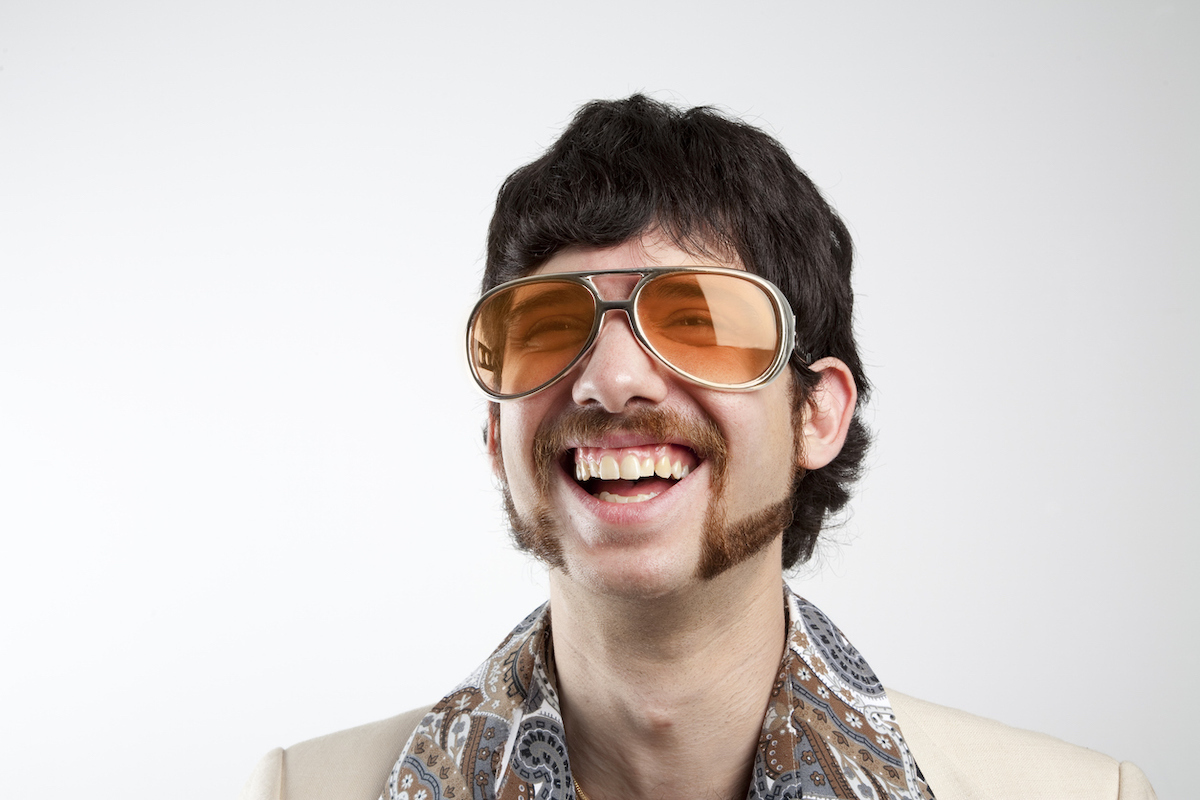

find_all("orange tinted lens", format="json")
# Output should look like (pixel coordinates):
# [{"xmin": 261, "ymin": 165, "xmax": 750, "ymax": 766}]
[
  {"xmin": 470, "ymin": 281, "xmax": 596, "ymax": 396},
  {"xmin": 637, "ymin": 273, "xmax": 779, "ymax": 385}
]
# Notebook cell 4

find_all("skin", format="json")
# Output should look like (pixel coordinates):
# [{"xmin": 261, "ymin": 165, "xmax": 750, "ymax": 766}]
[{"xmin": 487, "ymin": 233, "xmax": 856, "ymax": 800}]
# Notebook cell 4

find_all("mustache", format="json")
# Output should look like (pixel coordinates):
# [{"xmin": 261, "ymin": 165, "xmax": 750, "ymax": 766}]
[{"xmin": 532, "ymin": 406, "xmax": 729, "ymax": 492}]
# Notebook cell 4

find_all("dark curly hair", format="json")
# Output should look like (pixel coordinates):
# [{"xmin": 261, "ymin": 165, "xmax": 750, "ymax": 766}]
[{"xmin": 483, "ymin": 94, "xmax": 870, "ymax": 568}]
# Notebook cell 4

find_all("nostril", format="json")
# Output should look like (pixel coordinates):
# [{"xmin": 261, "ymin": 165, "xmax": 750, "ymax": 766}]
[{"xmin": 571, "ymin": 323, "xmax": 669, "ymax": 411}]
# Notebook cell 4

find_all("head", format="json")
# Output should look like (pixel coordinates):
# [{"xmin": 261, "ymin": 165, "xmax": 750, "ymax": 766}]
[{"xmin": 482, "ymin": 94, "xmax": 869, "ymax": 571}]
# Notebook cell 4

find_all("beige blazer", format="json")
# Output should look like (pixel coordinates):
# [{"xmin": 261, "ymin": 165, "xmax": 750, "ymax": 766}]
[{"xmin": 240, "ymin": 690, "xmax": 1156, "ymax": 800}]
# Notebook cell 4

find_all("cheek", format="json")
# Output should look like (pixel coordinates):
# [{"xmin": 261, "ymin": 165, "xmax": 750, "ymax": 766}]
[
  {"xmin": 722, "ymin": 392, "xmax": 797, "ymax": 493},
  {"xmin": 497, "ymin": 406, "xmax": 542, "ymax": 497},
  {"xmin": 497, "ymin": 414, "xmax": 523, "ymax": 475},
  {"xmin": 765, "ymin": 382, "xmax": 800, "ymax": 465}
]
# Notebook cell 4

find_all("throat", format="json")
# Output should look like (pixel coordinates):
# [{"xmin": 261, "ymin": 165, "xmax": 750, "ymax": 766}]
[
  {"xmin": 553, "ymin": 599, "xmax": 785, "ymax": 800},
  {"xmin": 545, "ymin": 514, "xmax": 790, "ymax": 800}
]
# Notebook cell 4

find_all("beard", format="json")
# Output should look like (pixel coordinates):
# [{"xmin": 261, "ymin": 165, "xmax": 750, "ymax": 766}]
[{"xmin": 495, "ymin": 405, "xmax": 796, "ymax": 581}]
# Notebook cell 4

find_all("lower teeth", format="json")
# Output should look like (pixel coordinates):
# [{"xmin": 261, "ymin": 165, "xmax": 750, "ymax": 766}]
[{"xmin": 595, "ymin": 491, "xmax": 660, "ymax": 504}]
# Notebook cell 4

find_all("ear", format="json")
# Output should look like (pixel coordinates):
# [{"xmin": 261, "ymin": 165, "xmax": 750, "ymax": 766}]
[{"xmin": 797, "ymin": 357, "xmax": 857, "ymax": 470}]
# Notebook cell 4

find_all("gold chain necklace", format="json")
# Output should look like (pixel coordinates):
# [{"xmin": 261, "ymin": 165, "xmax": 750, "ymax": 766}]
[{"xmin": 572, "ymin": 776, "xmax": 592, "ymax": 800}]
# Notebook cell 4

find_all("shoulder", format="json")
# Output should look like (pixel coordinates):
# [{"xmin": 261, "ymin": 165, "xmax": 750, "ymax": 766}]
[
  {"xmin": 238, "ymin": 704, "xmax": 434, "ymax": 800},
  {"xmin": 888, "ymin": 689, "xmax": 1156, "ymax": 800}
]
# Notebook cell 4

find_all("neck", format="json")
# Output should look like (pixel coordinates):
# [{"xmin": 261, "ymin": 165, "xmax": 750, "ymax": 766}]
[{"xmin": 549, "ymin": 555, "xmax": 787, "ymax": 800}]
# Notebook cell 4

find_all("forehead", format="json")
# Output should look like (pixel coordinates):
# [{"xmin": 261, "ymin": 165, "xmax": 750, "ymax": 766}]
[{"xmin": 532, "ymin": 234, "xmax": 745, "ymax": 277}]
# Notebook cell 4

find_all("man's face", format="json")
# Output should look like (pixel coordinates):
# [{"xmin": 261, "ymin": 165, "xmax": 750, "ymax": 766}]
[{"xmin": 490, "ymin": 234, "xmax": 801, "ymax": 599}]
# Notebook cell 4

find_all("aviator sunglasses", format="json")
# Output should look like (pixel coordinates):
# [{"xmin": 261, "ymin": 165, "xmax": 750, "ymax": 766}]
[{"xmin": 467, "ymin": 267, "xmax": 809, "ymax": 400}]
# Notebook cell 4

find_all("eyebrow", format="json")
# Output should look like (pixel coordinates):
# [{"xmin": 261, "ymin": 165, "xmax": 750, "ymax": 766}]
[
  {"xmin": 644, "ymin": 277, "xmax": 767, "ymax": 322},
  {"xmin": 509, "ymin": 286, "xmax": 593, "ymax": 317},
  {"xmin": 643, "ymin": 279, "xmax": 707, "ymax": 301}
]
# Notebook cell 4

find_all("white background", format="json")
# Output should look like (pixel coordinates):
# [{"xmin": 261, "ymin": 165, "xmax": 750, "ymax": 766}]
[{"xmin": 1, "ymin": 2, "xmax": 1195, "ymax": 798}]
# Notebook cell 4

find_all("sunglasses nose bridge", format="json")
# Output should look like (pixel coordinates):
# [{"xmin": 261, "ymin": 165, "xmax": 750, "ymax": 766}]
[
  {"xmin": 590, "ymin": 299, "xmax": 645, "ymax": 354},
  {"xmin": 568, "ymin": 298, "xmax": 671, "ymax": 412}
]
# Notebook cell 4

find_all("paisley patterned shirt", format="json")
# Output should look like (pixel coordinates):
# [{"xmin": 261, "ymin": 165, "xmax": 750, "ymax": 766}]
[{"xmin": 382, "ymin": 586, "xmax": 934, "ymax": 800}]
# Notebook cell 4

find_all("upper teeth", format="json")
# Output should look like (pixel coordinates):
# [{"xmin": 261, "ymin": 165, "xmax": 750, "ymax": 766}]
[{"xmin": 574, "ymin": 452, "xmax": 690, "ymax": 481}]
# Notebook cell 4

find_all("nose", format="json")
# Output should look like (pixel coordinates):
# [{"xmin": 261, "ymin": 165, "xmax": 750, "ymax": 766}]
[{"xmin": 571, "ymin": 310, "xmax": 670, "ymax": 413}]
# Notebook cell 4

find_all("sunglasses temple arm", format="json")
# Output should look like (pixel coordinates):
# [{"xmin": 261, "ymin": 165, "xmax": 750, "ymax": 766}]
[{"xmin": 789, "ymin": 327, "xmax": 814, "ymax": 367}]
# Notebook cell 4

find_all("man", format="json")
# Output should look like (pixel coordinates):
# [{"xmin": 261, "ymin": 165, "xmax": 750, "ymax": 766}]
[{"xmin": 241, "ymin": 96, "xmax": 1156, "ymax": 800}]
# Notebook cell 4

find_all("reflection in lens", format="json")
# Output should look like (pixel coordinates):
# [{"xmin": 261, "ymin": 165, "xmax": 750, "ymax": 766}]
[
  {"xmin": 638, "ymin": 273, "xmax": 778, "ymax": 385},
  {"xmin": 471, "ymin": 281, "xmax": 596, "ymax": 396}
]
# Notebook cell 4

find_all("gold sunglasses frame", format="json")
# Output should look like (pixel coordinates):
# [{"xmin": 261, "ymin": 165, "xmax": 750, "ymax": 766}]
[{"xmin": 467, "ymin": 266, "xmax": 804, "ymax": 401}]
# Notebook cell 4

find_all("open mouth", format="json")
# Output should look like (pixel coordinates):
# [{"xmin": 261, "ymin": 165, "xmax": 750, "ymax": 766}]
[{"xmin": 566, "ymin": 443, "xmax": 700, "ymax": 504}]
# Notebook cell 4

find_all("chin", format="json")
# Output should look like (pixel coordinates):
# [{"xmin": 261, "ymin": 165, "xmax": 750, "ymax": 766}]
[{"xmin": 561, "ymin": 547, "xmax": 701, "ymax": 601}]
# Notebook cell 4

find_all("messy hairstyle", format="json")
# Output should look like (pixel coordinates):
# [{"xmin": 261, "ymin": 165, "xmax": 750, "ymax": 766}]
[{"xmin": 483, "ymin": 94, "xmax": 870, "ymax": 568}]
